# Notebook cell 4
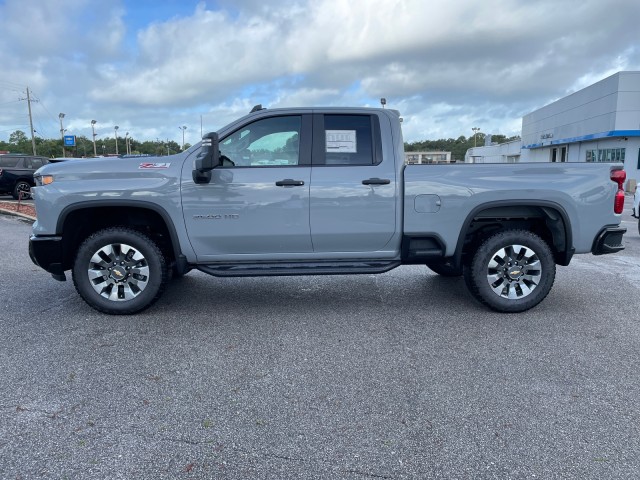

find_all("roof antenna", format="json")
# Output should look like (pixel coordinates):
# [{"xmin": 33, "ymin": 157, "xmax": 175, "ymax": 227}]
[{"xmin": 250, "ymin": 104, "xmax": 263, "ymax": 113}]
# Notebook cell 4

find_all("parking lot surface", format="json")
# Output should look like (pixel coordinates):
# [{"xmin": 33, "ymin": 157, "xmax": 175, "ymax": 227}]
[{"xmin": 1, "ymin": 205, "xmax": 639, "ymax": 479}]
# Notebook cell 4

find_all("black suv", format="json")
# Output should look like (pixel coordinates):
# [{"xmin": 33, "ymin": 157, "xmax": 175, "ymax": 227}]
[{"xmin": 0, "ymin": 154, "xmax": 49, "ymax": 199}]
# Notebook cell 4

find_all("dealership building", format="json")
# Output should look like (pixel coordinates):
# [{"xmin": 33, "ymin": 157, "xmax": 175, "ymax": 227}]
[{"xmin": 466, "ymin": 71, "xmax": 640, "ymax": 190}]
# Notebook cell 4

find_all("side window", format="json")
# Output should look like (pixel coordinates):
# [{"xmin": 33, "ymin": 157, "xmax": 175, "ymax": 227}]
[
  {"xmin": 323, "ymin": 115, "xmax": 379, "ymax": 166},
  {"xmin": 0, "ymin": 157, "xmax": 19, "ymax": 168},
  {"xmin": 21, "ymin": 157, "xmax": 30, "ymax": 168},
  {"xmin": 31, "ymin": 159, "xmax": 44, "ymax": 169},
  {"xmin": 219, "ymin": 116, "xmax": 301, "ymax": 167}
]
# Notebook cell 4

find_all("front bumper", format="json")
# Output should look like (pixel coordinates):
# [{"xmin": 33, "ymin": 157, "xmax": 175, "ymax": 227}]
[
  {"xmin": 591, "ymin": 226, "xmax": 626, "ymax": 255},
  {"xmin": 29, "ymin": 234, "xmax": 66, "ymax": 279}
]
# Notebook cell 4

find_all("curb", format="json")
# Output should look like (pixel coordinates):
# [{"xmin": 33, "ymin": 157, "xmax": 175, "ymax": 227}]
[{"xmin": 0, "ymin": 207, "xmax": 36, "ymax": 221}]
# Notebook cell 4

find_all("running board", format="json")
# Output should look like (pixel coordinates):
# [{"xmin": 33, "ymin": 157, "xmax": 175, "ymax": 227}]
[{"xmin": 197, "ymin": 260, "xmax": 401, "ymax": 277}]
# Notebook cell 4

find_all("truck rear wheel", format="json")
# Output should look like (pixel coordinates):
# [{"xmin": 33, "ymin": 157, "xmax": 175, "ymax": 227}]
[
  {"xmin": 72, "ymin": 227, "xmax": 168, "ymax": 314},
  {"xmin": 463, "ymin": 229, "xmax": 555, "ymax": 313}
]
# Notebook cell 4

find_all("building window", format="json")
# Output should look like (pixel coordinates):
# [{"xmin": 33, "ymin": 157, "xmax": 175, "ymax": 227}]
[{"xmin": 586, "ymin": 148, "xmax": 625, "ymax": 163}]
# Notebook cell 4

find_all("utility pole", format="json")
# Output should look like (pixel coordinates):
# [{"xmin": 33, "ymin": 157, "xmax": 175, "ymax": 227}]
[
  {"xmin": 472, "ymin": 127, "xmax": 480, "ymax": 148},
  {"xmin": 179, "ymin": 125, "xmax": 187, "ymax": 150},
  {"xmin": 19, "ymin": 87, "xmax": 38, "ymax": 155},
  {"xmin": 91, "ymin": 120, "xmax": 97, "ymax": 156},
  {"xmin": 26, "ymin": 88, "xmax": 37, "ymax": 155},
  {"xmin": 59, "ymin": 113, "xmax": 66, "ymax": 157}
]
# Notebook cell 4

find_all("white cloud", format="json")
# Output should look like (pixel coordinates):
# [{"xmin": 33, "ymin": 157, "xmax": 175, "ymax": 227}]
[{"xmin": 1, "ymin": 0, "xmax": 640, "ymax": 145}]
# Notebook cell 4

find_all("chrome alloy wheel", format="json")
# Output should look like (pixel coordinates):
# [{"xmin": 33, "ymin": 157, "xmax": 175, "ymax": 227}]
[
  {"xmin": 486, "ymin": 244, "xmax": 542, "ymax": 300},
  {"xmin": 87, "ymin": 243, "xmax": 150, "ymax": 301}
]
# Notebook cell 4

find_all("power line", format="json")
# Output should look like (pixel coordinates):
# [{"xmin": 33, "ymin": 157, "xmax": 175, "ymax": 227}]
[
  {"xmin": 0, "ymin": 99, "xmax": 22, "ymax": 107},
  {"xmin": 0, "ymin": 80, "xmax": 26, "ymax": 89},
  {"xmin": 31, "ymin": 91, "xmax": 63, "ymax": 126}
]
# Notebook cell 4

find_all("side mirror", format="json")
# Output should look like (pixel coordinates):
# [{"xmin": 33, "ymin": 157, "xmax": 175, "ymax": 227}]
[{"xmin": 192, "ymin": 132, "xmax": 220, "ymax": 184}]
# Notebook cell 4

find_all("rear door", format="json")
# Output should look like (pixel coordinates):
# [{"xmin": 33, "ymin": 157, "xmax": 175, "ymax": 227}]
[{"xmin": 309, "ymin": 113, "xmax": 398, "ymax": 254}]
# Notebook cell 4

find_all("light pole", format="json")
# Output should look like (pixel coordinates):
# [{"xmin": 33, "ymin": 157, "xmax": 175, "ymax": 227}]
[
  {"xmin": 114, "ymin": 126, "xmax": 119, "ymax": 155},
  {"xmin": 472, "ymin": 127, "xmax": 480, "ymax": 148},
  {"xmin": 125, "ymin": 132, "xmax": 129, "ymax": 155},
  {"xmin": 179, "ymin": 126, "xmax": 187, "ymax": 150},
  {"xmin": 59, "ymin": 113, "xmax": 66, "ymax": 157},
  {"xmin": 91, "ymin": 120, "xmax": 97, "ymax": 157}
]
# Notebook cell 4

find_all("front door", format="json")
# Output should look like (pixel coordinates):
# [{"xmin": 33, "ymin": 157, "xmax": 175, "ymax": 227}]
[{"xmin": 182, "ymin": 115, "xmax": 313, "ymax": 261}]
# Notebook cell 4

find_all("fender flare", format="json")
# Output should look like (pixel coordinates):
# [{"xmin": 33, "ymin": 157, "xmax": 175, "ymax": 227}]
[
  {"xmin": 56, "ymin": 200, "xmax": 187, "ymax": 270},
  {"xmin": 451, "ymin": 200, "xmax": 574, "ymax": 267}
]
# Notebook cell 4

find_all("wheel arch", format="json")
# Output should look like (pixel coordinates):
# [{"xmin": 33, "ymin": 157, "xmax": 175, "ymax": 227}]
[
  {"xmin": 56, "ymin": 201, "xmax": 185, "ymax": 272},
  {"xmin": 452, "ymin": 200, "xmax": 574, "ymax": 268}
]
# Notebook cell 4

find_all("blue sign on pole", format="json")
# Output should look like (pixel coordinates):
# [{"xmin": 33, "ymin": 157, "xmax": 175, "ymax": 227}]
[{"xmin": 64, "ymin": 135, "xmax": 76, "ymax": 147}]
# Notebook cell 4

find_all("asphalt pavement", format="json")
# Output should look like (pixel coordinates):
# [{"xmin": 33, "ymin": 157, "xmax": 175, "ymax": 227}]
[{"xmin": 1, "ymin": 202, "xmax": 639, "ymax": 479}]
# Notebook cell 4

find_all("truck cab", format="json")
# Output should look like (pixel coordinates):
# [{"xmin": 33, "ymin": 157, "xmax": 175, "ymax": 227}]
[{"xmin": 183, "ymin": 108, "xmax": 403, "ymax": 263}]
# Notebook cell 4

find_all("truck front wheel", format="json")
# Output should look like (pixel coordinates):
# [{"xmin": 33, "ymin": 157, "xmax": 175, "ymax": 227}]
[
  {"xmin": 463, "ymin": 230, "xmax": 555, "ymax": 313},
  {"xmin": 72, "ymin": 227, "xmax": 168, "ymax": 314}
]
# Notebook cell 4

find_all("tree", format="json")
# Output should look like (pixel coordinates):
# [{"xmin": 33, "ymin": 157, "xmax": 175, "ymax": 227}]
[
  {"xmin": 404, "ymin": 132, "xmax": 521, "ymax": 161},
  {"xmin": 9, "ymin": 130, "xmax": 28, "ymax": 145}
]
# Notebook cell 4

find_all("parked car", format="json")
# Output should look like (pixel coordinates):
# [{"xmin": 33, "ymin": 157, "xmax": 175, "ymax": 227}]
[{"xmin": 0, "ymin": 154, "xmax": 50, "ymax": 199}]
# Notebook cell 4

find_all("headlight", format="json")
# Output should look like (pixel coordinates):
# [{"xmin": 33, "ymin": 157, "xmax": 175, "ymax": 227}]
[{"xmin": 35, "ymin": 175, "xmax": 54, "ymax": 186}]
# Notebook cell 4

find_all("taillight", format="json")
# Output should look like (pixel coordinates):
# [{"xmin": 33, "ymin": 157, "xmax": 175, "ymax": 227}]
[{"xmin": 611, "ymin": 169, "xmax": 626, "ymax": 214}]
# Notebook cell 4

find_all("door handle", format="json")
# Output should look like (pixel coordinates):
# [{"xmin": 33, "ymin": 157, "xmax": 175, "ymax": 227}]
[
  {"xmin": 362, "ymin": 178, "xmax": 391, "ymax": 185},
  {"xmin": 275, "ymin": 179, "xmax": 305, "ymax": 187}
]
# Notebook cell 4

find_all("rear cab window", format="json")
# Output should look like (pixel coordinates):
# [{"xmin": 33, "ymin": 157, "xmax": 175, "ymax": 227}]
[{"xmin": 313, "ymin": 114, "xmax": 383, "ymax": 166}]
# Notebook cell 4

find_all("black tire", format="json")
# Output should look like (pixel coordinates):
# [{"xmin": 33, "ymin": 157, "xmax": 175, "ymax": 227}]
[
  {"xmin": 426, "ymin": 261, "xmax": 463, "ymax": 277},
  {"xmin": 463, "ymin": 229, "xmax": 555, "ymax": 313},
  {"xmin": 12, "ymin": 180, "xmax": 31, "ymax": 200},
  {"xmin": 72, "ymin": 227, "xmax": 168, "ymax": 314}
]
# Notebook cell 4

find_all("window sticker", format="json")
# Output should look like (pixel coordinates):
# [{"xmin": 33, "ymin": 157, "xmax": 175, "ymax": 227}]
[{"xmin": 326, "ymin": 130, "xmax": 357, "ymax": 153}]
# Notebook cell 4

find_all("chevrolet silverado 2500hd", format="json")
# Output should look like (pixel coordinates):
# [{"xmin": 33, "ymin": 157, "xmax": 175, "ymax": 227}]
[{"xmin": 29, "ymin": 107, "xmax": 627, "ymax": 314}]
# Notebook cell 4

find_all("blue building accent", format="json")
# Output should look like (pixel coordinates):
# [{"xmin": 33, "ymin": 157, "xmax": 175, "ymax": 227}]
[{"xmin": 523, "ymin": 130, "xmax": 640, "ymax": 149}]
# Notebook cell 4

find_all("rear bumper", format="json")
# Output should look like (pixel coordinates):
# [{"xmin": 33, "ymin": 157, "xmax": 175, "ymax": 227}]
[
  {"xmin": 591, "ymin": 226, "xmax": 626, "ymax": 255},
  {"xmin": 29, "ymin": 234, "xmax": 66, "ymax": 277}
]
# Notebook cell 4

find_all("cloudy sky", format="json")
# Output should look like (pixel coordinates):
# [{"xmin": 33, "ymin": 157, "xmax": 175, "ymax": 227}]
[{"xmin": 1, "ymin": 0, "xmax": 639, "ymax": 148}]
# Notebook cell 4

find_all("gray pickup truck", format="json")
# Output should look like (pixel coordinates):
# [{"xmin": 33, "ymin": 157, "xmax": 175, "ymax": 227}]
[{"xmin": 29, "ymin": 107, "xmax": 627, "ymax": 314}]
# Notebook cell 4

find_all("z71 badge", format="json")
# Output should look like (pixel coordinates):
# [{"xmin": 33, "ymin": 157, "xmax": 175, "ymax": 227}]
[{"xmin": 139, "ymin": 162, "xmax": 171, "ymax": 169}]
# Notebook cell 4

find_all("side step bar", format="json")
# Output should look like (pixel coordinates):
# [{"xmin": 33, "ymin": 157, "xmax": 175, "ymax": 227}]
[{"xmin": 197, "ymin": 260, "xmax": 401, "ymax": 277}]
